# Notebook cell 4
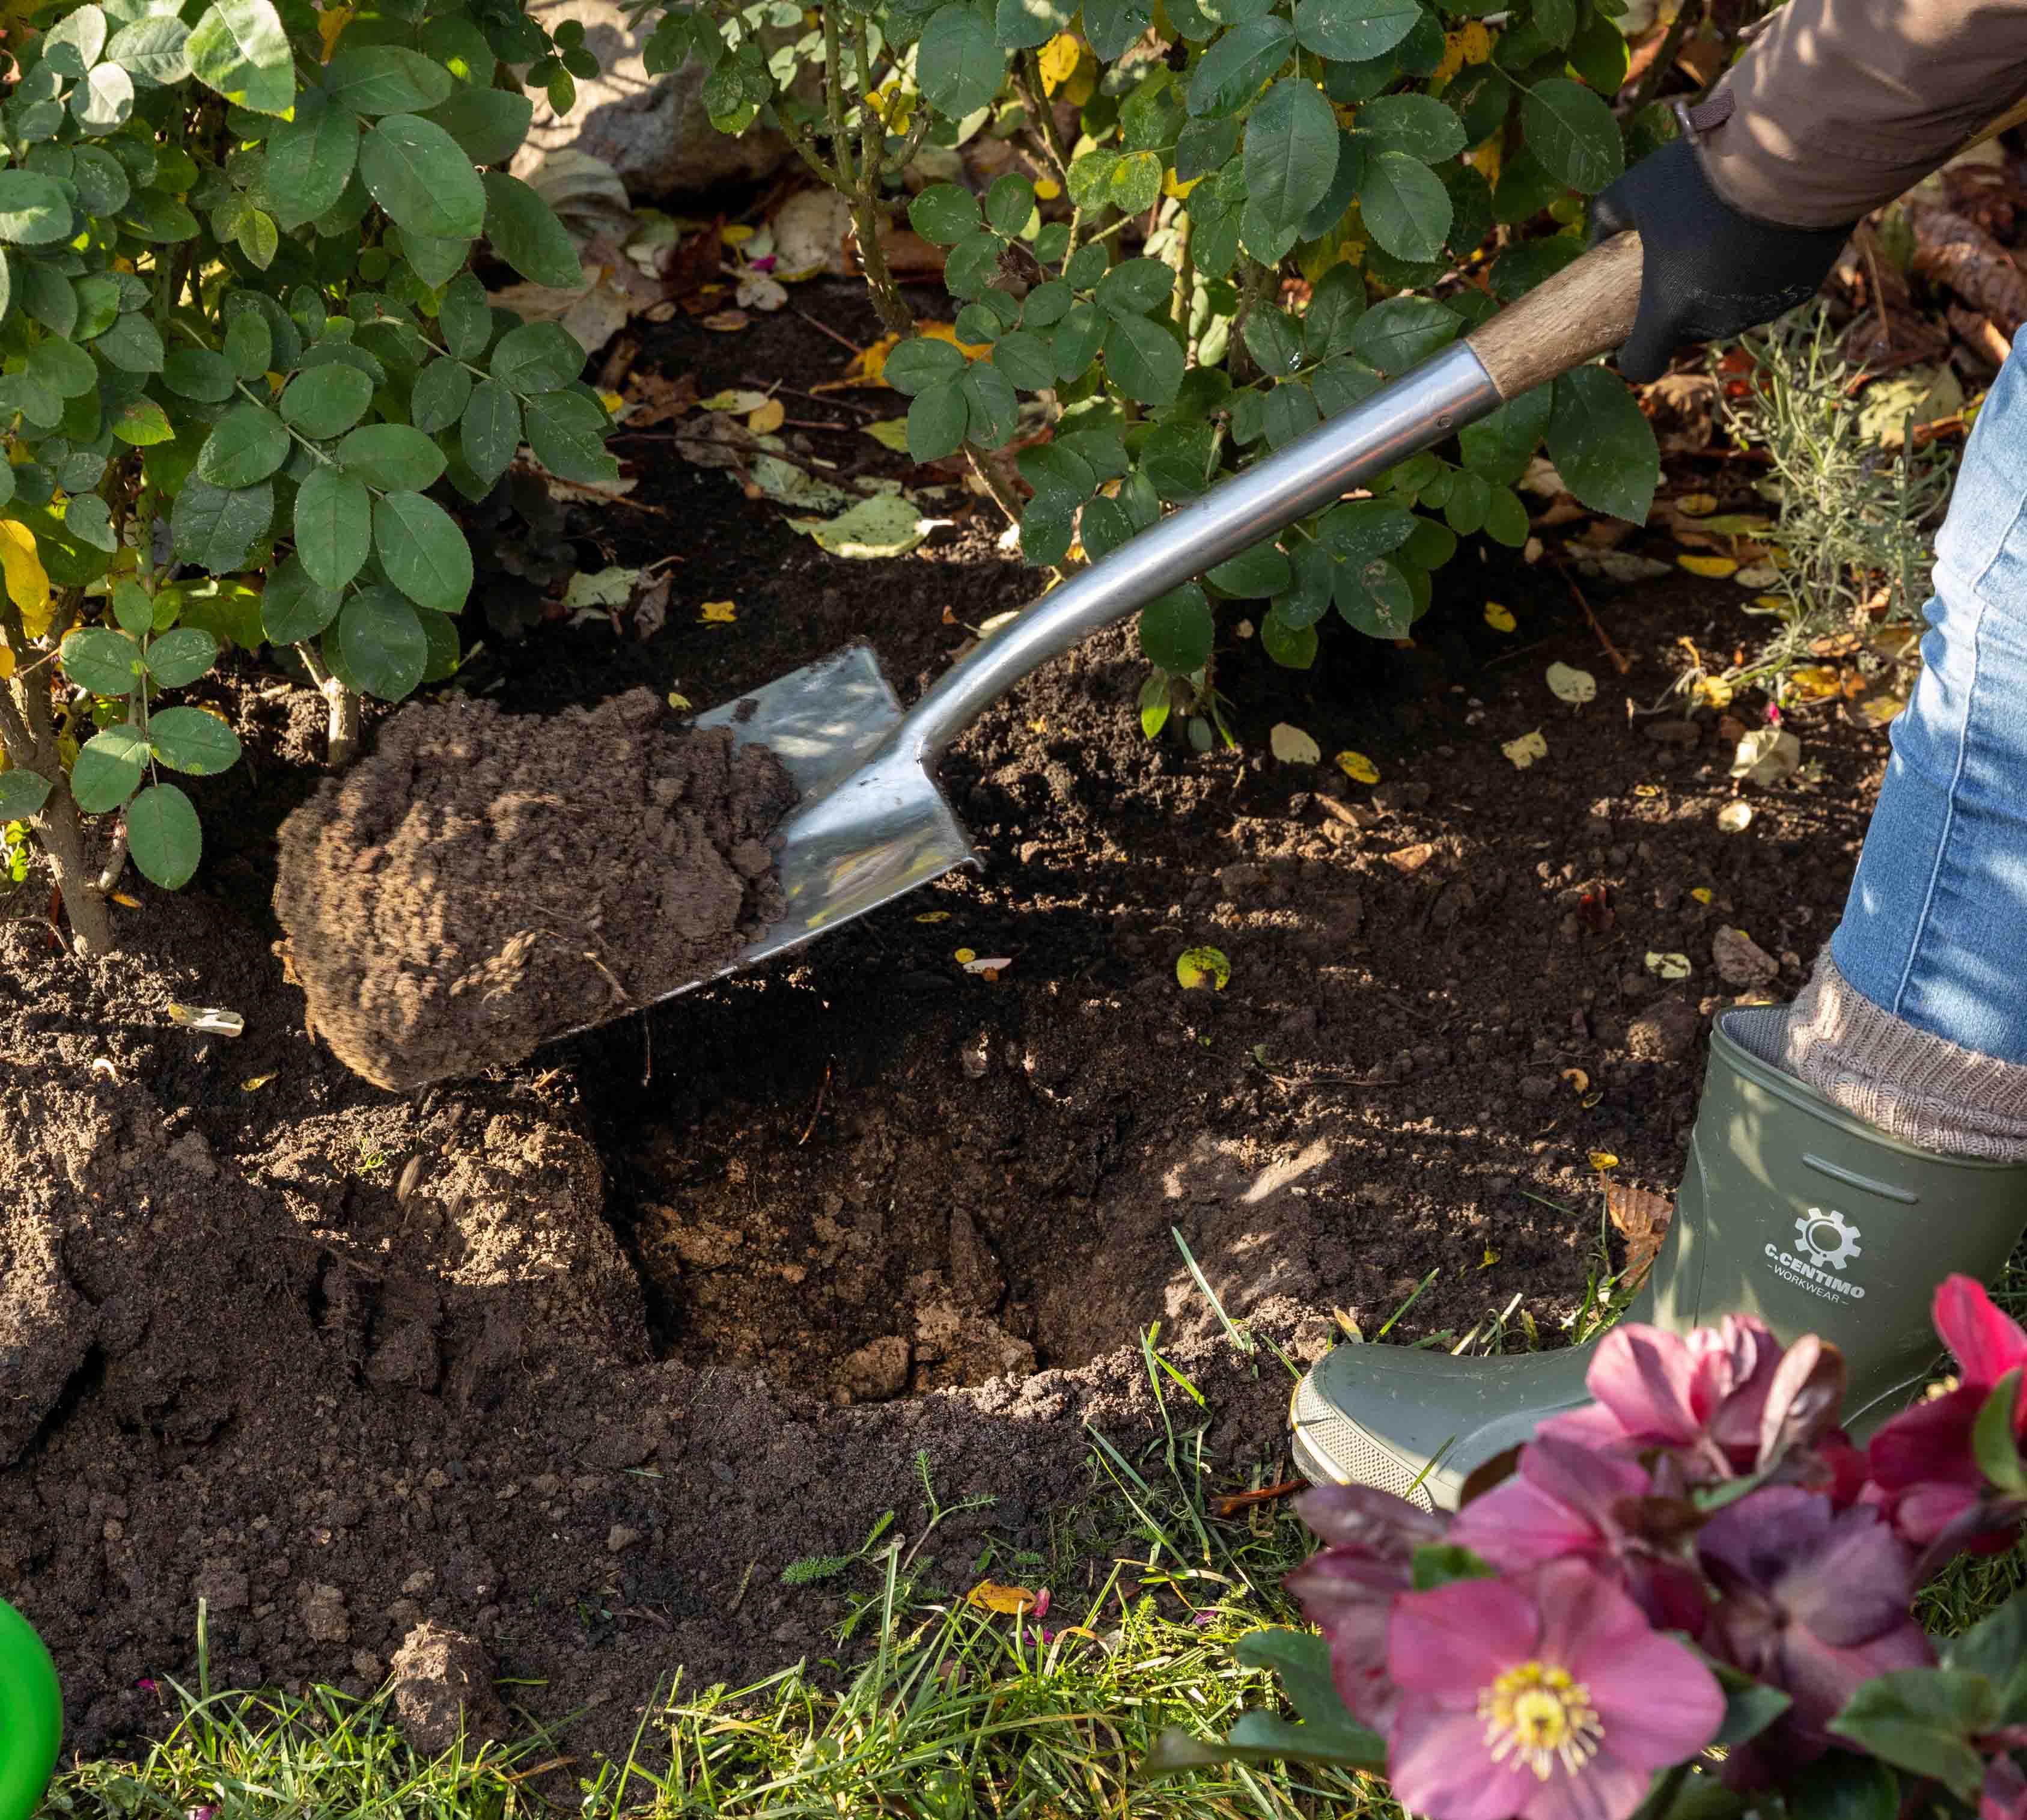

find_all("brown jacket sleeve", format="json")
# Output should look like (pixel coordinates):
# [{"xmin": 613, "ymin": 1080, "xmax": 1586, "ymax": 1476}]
[{"xmin": 1696, "ymin": 0, "xmax": 2027, "ymax": 228}]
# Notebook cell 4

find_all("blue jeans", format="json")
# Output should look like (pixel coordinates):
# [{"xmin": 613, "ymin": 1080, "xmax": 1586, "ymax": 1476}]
[{"xmin": 1833, "ymin": 332, "xmax": 2027, "ymax": 1063}]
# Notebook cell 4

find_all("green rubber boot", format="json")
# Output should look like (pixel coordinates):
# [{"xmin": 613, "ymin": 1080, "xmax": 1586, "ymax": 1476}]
[
  {"xmin": 1290, "ymin": 1007, "xmax": 2027, "ymax": 1509},
  {"xmin": 0, "ymin": 1597, "xmax": 60, "ymax": 1820}
]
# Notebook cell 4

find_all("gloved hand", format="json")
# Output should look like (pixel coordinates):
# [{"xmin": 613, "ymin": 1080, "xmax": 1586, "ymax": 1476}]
[{"xmin": 1588, "ymin": 136, "xmax": 1856, "ymax": 383}]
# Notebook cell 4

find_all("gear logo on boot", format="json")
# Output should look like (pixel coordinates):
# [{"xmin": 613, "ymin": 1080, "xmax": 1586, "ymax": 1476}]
[
  {"xmin": 1763, "ymin": 1208, "xmax": 1866, "ymax": 1301},
  {"xmin": 1794, "ymin": 1208, "xmax": 1862, "ymax": 1269}
]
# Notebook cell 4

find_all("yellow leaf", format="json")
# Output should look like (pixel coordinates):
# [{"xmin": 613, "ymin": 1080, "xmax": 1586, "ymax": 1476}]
[
  {"xmin": 721, "ymin": 223, "xmax": 755, "ymax": 246},
  {"xmin": 667, "ymin": 691, "xmax": 692, "ymax": 710},
  {"xmin": 1677, "ymin": 554, "xmax": 1738, "ymax": 579},
  {"xmin": 1502, "ymin": 729, "xmax": 1548, "ymax": 769},
  {"xmin": 1754, "ymin": 594, "xmax": 1786, "ymax": 612},
  {"xmin": 1336, "ymin": 749, "xmax": 1379, "ymax": 784},
  {"xmin": 1269, "ymin": 722, "xmax": 1320, "ymax": 764},
  {"xmin": 1544, "ymin": 662, "xmax": 1596, "ymax": 704},
  {"xmin": 1690, "ymin": 887, "xmax": 1713, "ymax": 905},
  {"xmin": 317, "ymin": 2, "xmax": 351, "ymax": 57},
  {"xmin": 1176, "ymin": 945, "xmax": 1231, "ymax": 992},
  {"xmin": 1037, "ymin": 30, "xmax": 1081, "ymax": 92},
  {"xmin": 110, "ymin": 891, "xmax": 141, "ymax": 908},
  {"xmin": 1859, "ymin": 694, "xmax": 1906, "ymax": 727},
  {"xmin": 1034, "ymin": 177, "xmax": 1061, "ymax": 201},
  {"xmin": 1467, "ymin": 139, "xmax": 1501, "ymax": 188},
  {"xmin": 1691, "ymin": 674, "xmax": 1734, "ymax": 709},
  {"xmin": 862, "ymin": 418, "xmax": 910, "ymax": 451},
  {"xmin": 1162, "ymin": 169, "xmax": 1201, "ymax": 200},
  {"xmin": 954, "ymin": 947, "xmax": 977, "ymax": 963},
  {"xmin": 240, "ymin": 1073, "xmax": 276, "ymax": 1091},
  {"xmin": 0, "ymin": 641, "xmax": 12, "ymax": 682},
  {"xmin": 1457, "ymin": 18, "xmax": 1491, "ymax": 61},
  {"xmin": 1480, "ymin": 1245, "xmax": 1499, "ymax": 1269},
  {"xmin": 748, "ymin": 398, "xmax": 786, "ymax": 434},
  {"xmin": 1561, "ymin": 1067, "xmax": 1590, "ymax": 1093},
  {"xmin": 1633, "ymin": 783, "xmax": 1661, "ymax": 797},
  {"xmin": 1675, "ymin": 493, "xmax": 1718, "ymax": 517},
  {"xmin": 0, "ymin": 519, "xmax": 52, "ymax": 638},
  {"xmin": 698, "ymin": 600, "xmax": 737, "ymax": 623},
  {"xmin": 1484, "ymin": 602, "xmax": 1516, "ymax": 633},
  {"xmin": 1716, "ymin": 801, "xmax": 1755, "ymax": 833},
  {"xmin": 1590, "ymin": 1150, "xmax": 1618, "ymax": 1172},
  {"xmin": 1645, "ymin": 951, "xmax": 1693, "ymax": 981},
  {"xmin": 915, "ymin": 911, "xmax": 951, "ymax": 923},
  {"xmin": 966, "ymin": 1581, "xmax": 1038, "ymax": 1616},
  {"xmin": 1788, "ymin": 665, "xmax": 1841, "ymax": 701}
]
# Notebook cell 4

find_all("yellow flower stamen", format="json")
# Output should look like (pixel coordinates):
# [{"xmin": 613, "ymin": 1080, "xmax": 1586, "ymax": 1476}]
[{"xmin": 1478, "ymin": 1661, "xmax": 1605, "ymax": 1781}]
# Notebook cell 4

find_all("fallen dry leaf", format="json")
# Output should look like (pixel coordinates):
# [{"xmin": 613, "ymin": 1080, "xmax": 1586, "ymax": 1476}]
[
  {"xmin": 698, "ymin": 599, "xmax": 737, "ymax": 623},
  {"xmin": 1608, "ymin": 1181, "xmax": 1674, "ymax": 1284},
  {"xmin": 1546, "ymin": 662, "xmax": 1597, "ymax": 705},
  {"xmin": 1730, "ymin": 727, "xmax": 1802, "ymax": 786},
  {"xmin": 1716, "ymin": 800, "xmax": 1755, "ymax": 833},
  {"xmin": 1677, "ymin": 553, "xmax": 1737, "ymax": 579},
  {"xmin": 1645, "ymin": 951, "xmax": 1693, "ymax": 981},
  {"xmin": 702, "ymin": 309, "xmax": 751, "ymax": 332},
  {"xmin": 1502, "ymin": 729, "xmax": 1548, "ymax": 769},
  {"xmin": 1484, "ymin": 602, "xmax": 1516, "ymax": 633},
  {"xmin": 1335, "ymin": 750, "xmax": 1379, "ymax": 784},
  {"xmin": 1176, "ymin": 945, "xmax": 1231, "ymax": 991},
  {"xmin": 747, "ymin": 398, "xmax": 785, "ymax": 435},
  {"xmin": 1269, "ymin": 723, "xmax": 1321, "ymax": 765},
  {"xmin": 966, "ymin": 1581, "xmax": 1038, "ymax": 1616}
]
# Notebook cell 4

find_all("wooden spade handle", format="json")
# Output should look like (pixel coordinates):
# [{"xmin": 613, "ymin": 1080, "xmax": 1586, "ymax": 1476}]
[{"xmin": 1465, "ymin": 230, "xmax": 1645, "ymax": 399}]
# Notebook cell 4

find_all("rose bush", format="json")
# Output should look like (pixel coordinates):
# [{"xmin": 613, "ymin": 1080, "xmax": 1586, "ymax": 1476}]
[{"xmin": 1151, "ymin": 1275, "xmax": 2027, "ymax": 1820}]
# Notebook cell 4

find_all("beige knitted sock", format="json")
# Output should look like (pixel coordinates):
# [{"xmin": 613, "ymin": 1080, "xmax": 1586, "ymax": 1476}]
[{"xmin": 1729, "ymin": 950, "xmax": 2027, "ymax": 1161}]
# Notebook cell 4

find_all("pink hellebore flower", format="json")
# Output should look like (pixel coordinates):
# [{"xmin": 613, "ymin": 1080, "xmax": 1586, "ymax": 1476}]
[
  {"xmin": 1697, "ymin": 1486, "xmax": 1932, "ymax": 1744},
  {"xmin": 1984, "ymin": 1755, "xmax": 2027, "ymax": 1820},
  {"xmin": 1867, "ymin": 1277, "xmax": 2027, "ymax": 1556},
  {"xmin": 1385, "ymin": 1557, "xmax": 1724, "ymax": 1820},
  {"xmin": 1287, "ymin": 1484, "xmax": 1446, "ymax": 1734},
  {"xmin": 1449, "ymin": 1437, "xmax": 1707, "ymax": 1634}
]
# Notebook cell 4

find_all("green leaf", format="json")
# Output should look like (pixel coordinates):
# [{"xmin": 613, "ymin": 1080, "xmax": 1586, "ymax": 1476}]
[
  {"xmin": 373, "ymin": 490, "xmax": 471, "ymax": 612},
  {"xmin": 224, "ymin": 310, "xmax": 272, "ymax": 379},
  {"xmin": 73, "ymin": 63, "xmax": 135, "ymax": 131},
  {"xmin": 1943, "ymin": 1586, "xmax": 2027, "ymax": 1717},
  {"xmin": 69, "ymin": 147, "xmax": 129, "ymax": 216},
  {"xmin": 1243, "ymin": 307, "xmax": 1303, "ymax": 376},
  {"xmin": 336, "ymin": 585, "xmax": 428, "ymax": 700},
  {"xmin": 335, "ymin": 423, "xmax": 447, "ymax": 491},
  {"xmin": 1459, "ymin": 386, "xmax": 1552, "ymax": 484},
  {"xmin": 1187, "ymin": 17, "xmax": 1296, "ymax": 118},
  {"xmin": 112, "ymin": 398, "xmax": 174, "ymax": 445},
  {"xmin": 0, "ymin": 172, "xmax": 76, "ymax": 245},
  {"xmin": 61, "ymin": 626, "xmax": 144, "ymax": 696},
  {"xmin": 197, "ymin": 403, "xmax": 291, "ymax": 487},
  {"xmin": 460, "ymin": 378, "xmax": 521, "ymax": 486},
  {"xmin": 1303, "ymin": 264, "xmax": 1366, "ymax": 362},
  {"xmin": 918, "ymin": 2, "xmax": 1006, "ymax": 119},
  {"xmin": 1208, "ymin": 538, "xmax": 1290, "ymax": 598},
  {"xmin": 1144, "ymin": 1709, "xmax": 1383, "ymax": 1779},
  {"xmin": 994, "ymin": 0, "xmax": 1071, "ymax": 47},
  {"xmin": 910, "ymin": 183, "xmax": 980, "ymax": 247},
  {"xmin": 1360, "ymin": 151, "xmax": 1452, "ymax": 263},
  {"xmin": 410, "ymin": 359, "xmax": 474, "ymax": 435},
  {"xmin": 28, "ymin": 339, "xmax": 97, "ymax": 400},
  {"xmin": 1973, "ymin": 1369, "xmax": 2027, "ymax": 1495},
  {"xmin": 490, "ymin": 320, "xmax": 584, "ymax": 393},
  {"xmin": 162, "ymin": 347, "xmax": 238, "ymax": 403},
  {"xmin": 984, "ymin": 173, "xmax": 1037, "ymax": 237},
  {"xmin": 1083, "ymin": 0, "xmax": 1153, "ymax": 58},
  {"xmin": 324, "ymin": 44, "xmax": 456, "ymax": 115},
  {"xmin": 1177, "ymin": 115, "xmax": 1242, "ymax": 182},
  {"xmin": 1348, "ymin": 296, "xmax": 1460, "ymax": 373},
  {"xmin": 266, "ymin": 93, "xmax": 360, "ymax": 228},
  {"xmin": 1484, "ymin": 485, "xmax": 1528, "ymax": 546},
  {"xmin": 1096, "ymin": 257, "xmax": 1174, "ymax": 318},
  {"xmin": 106, "ymin": 16, "xmax": 191, "ymax": 84},
  {"xmin": 943, "ymin": 230, "xmax": 1004, "ymax": 300},
  {"xmin": 1053, "ymin": 301, "xmax": 1110, "ymax": 380},
  {"xmin": 1409, "ymin": 1545, "xmax": 1498, "ymax": 1592},
  {"xmin": 1546, "ymin": 365, "xmax": 1658, "ymax": 524},
  {"xmin": 959, "ymin": 363, "xmax": 1019, "ymax": 447},
  {"xmin": 1277, "ymin": 542, "xmax": 1335, "ymax": 626},
  {"xmin": 424, "ymin": 87, "xmax": 534, "ymax": 165},
  {"xmin": 261, "ymin": 556, "xmax": 343, "ymax": 644},
  {"xmin": 294, "ymin": 466, "xmax": 373, "ymax": 588},
  {"xmin": 1105, "ymin": 313, "xmax": 1184, "ymax": 408},
  {"xmin": 1786, "ymin": 1752, "xmax": 1897, "ymax": 1820},
  {"xmin": 186, "ymin": 0, "xmax": 293, "ymax": 116},
  {"xmin": 95, "ymin": 313, "xmax": 165, "ymax": 374},
  {"xmin": 144, "ymin": 626, "xmax": 219, "ymax": 687},
  {"xmin": 990, "ymin": 329, "xmax": 1055, "ymax": 392},
  {"xmin": 885, "ymin": 336, "xmax": 969, "ymax": 395},
  {"xmin": 1234, "ymin": 1629, "xmax": 1377, "ymax": 1744},
  {"xmin": 111, "ymin": 581, "xmax": 154, "ymax": 638},
  {"xmin": 118, "ymin": 188, "xmax": 201, "ymax": 243},
  {"xmin": 439, "ymin": 272, "xmax": 493, "ymax": 362},
  {"xmin": 281, "ymin": 364, "xmax": 376, "ymax": 440},
  {"xmin": 1355, "ymin": 93, "xmax": 1466, "ymax": 162},
  {"xmin": 70, "ymin": 724, "xmax": 148, "ymax": 813},
  {"xmin": 1080, "ymin": 496, "xmax": 1136, "ymax": 564},
  {"xmin": 1312, "ymin": 355, "xmax": 1385, "ymax": 417},
  {"xmin": 480, "ymin": 171, "xmax": 582, "ymax": 288},
  {"xmin": 1139, "ymin": 582, "xmax": 1213, "ymax": 671},
  {"xmin": 45, "ymin": 5, "xmax": 108, "ymax": 72},
  {"xmin": 1260, "ymin": 606, "xmax": 1317, "ymax": 668},
  {"xmin": 523, "ymin": 389, "xmax": 618, "ymax": 486},
  {"xmin": 359, "ymin": 114, "xmax": 486, "ymax": 242},
  {"xmin": 0, "ymin": 770, "xmax": 53, "ymax": 819},
  {"xmin": 1021, "ymin": 490, "xmax": 1076, "ymax": 566},
  {"xmin": 1829, "ymin": 1670, "xmax": 1997, "ymax": 1804},
  {"xmin": 127, "ymin": 781, "xmax": 203, "ymax": 888},
  {"xmin": 1520, "ymin": 78, "xmax": 1624, "ymax": 195},
  {"xmin": 1262, "ymin": 380, "xmax": 1320, "ymax": 448},
  {"xmin": 1292, "ymin": 0, "xmax": 1422, "ymax": 62},
  {"xmin": 148, "ymin": 705, "xmax": 240, "ymax": 775},
  {"xmin": 906, "ymin": 379, "xmax": 969, "ymax": 462},
  {"xmin": 1336, "ymin": 554, "xmax": 1414, "ymax": 638},
  {"xmin": 173, "ymin": 479, "xmax": 272, "ymax": 573},
  {"xmin": 1243, "ymin": 79, "xmax": 1339, "ymax": 236}
]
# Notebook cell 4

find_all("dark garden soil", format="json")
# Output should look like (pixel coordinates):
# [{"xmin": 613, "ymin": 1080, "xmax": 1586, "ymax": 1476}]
[{"xmin": 0, "ymin": 282, "xmax": 1886, "ymax": 1767}]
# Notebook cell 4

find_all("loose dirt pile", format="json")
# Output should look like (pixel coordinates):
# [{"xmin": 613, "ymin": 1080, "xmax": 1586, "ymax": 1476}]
[{"xmin": 274, "ymin": 689, "xmax": 797, "ymax": 1091}]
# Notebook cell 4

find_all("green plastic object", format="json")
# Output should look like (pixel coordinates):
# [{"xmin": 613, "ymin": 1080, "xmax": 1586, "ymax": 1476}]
[
  {"xmin": 1291, "ymin": 1007, "xmax": 2027, "ymax": 1507},
  {"xmin": 0, "ymin": 1597, "xmax": 60, "ymax": 1820}
]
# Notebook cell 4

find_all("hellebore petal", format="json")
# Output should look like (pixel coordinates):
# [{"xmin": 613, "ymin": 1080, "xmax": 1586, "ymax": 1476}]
[{"xmin": 1935, "ymin": 1275, "xmax": 2027, "ymax": 1399}]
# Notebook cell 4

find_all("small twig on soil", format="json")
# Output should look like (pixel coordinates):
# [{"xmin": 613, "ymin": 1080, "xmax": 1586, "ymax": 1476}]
[
  {"xmin": 1213, "ymin": 1479, "xmax": 1308, "ymax": 1518},
  {"xmin": 741, "ymin": 377, "xmax": 882, "ymax": 418},
  {"xmin": 797, "ymin": 1057, "xmax": 832, "ymax": 1145},
  {"xmin": 512, "ymin": 463, "xmax": 672, "ymax": 517},
  {"xmin": 92, "ymin": 822, "xmax": 128, "ymax": 896},
  {"xmin": 796, "ymin": 307, "xmax": 870, "ymax": 359},
  {"xmin": 1547, "ymin": 554, "xmax": 1633, "ymax": 674},
  {"xmin": 1480, "ymin": 635, "xmax": 1557, "ymax": 671},
  {"xmin": 636, "ymin": 430, "xmax": 885, "ymax": 497}
]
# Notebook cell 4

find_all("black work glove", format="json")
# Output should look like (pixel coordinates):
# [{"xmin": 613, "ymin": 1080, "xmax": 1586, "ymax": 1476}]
[{"xmin": 1588, "ymin": 136, "xmax": 1855, "ymax": 383}]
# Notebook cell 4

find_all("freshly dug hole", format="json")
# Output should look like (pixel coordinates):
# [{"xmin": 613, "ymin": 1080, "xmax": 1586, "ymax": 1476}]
[{"xmin": 275, "ymin": 688, "xmax": 797, "ymax": 1091}]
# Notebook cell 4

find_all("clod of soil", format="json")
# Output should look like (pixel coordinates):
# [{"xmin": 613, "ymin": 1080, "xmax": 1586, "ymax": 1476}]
[{"xmin": 273, "ymin": 688, "xmax": 797, "ymax": 1091}]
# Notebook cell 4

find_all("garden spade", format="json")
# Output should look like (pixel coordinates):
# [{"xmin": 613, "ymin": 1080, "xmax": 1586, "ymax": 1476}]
[{"xmin": 569, "ymin": 230, "xmax": 1645, "ymax": 1039}]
